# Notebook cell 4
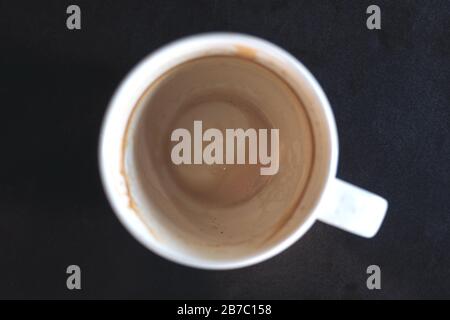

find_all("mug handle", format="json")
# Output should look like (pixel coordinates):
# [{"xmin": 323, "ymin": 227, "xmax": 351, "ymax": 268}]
[{"xmin": 317, "ymin": 179, "xmax": 388, "ymax": 238}]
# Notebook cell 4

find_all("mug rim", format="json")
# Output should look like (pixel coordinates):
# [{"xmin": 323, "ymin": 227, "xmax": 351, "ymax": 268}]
[{"xmin": 99, "ymin": 32, "xmax": 339, "ymax": 270}]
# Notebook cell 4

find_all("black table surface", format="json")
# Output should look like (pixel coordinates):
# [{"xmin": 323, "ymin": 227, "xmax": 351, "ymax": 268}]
[{"xmin": 1, "ymin": 0, "xmax": 449, "ymax": 299}]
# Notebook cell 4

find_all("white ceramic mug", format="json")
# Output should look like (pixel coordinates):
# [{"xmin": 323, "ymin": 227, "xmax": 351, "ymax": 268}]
[{"xmin": 99, "ymin": 33, "xmax": 388, "ymax": 270}]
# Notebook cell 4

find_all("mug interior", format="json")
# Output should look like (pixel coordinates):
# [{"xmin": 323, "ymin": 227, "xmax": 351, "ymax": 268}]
[{"xmin": 100, "ymin": 34, "xmax": 336, "ymax": 269}]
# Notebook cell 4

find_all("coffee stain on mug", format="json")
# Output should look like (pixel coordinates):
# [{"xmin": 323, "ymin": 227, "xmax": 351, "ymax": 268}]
[
  {"xmin": 234, "ymin": 45, "xmax": 257, "ymax": 60},
  {"xmin": 119, "ymin": 52, "xmax": 316, "ymax": 249},
  {"xmin": 119, "ymin": 75, "xmax": 170, "ymax": 243}
]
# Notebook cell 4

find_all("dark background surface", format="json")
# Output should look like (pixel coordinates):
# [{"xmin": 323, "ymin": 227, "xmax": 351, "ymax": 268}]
[{"xmin": 0, "ymin": 0, "xmax": 449, "ymax": 299}]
